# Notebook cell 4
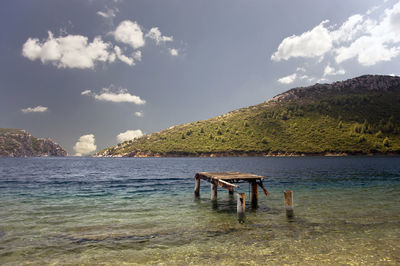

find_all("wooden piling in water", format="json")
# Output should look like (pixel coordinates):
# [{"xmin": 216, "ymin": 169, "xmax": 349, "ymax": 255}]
[
  {"xmin": 193, "ymin": 172, "xmax": 269, "ymax": 218},
  {"xmin": 194, "ymin": 176, "xmax": 200, "ymax": 196},
  {"xmin": 251, "ymin": 181, "xmax": 258, "ymax": 207},
  {"xmin": 211, "ymin": 183, "xmax": 218, "ymax": 201},
  {"xmin": 284, "ymin": 190, "xmax": 294, "ymax": 218},
  {"xmin": 237, "ymin": 193, "xmax": 246, "ymax": 222}
]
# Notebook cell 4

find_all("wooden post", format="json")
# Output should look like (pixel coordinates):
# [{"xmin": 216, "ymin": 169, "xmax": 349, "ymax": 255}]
[
  {"xmin": 284, "ymin": 190, "xmax": 294, "ymax": 218},
  {"xmin": 251, "ymin": 181, "xmax": 258, "ymax": 207},
  {"xmin": 211, "ymin": 183, "xmax": 217, "ymax": 201},
  {"xmin": 194, "ymin": 176, "xmax": 200, "ymax": 197},
  {"xmin": 237, "ymin": 193, "xmax": 246, "ymax": 223}
]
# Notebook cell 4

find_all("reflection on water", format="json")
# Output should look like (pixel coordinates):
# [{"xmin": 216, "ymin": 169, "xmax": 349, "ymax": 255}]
[{"xmin": 0, "ymin": 157, "xmax": 399, "ymax": 264}]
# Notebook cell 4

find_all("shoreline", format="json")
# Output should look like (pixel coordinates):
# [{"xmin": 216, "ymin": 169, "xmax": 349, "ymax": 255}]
[{"xmin": 94, "ymin": 151, "xmax": 400, "ymax": 158}]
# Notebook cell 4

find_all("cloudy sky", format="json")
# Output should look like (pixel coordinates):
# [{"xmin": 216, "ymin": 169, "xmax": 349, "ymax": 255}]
[{"xmin": 1, "ymin": 0, "xmax": 399, "ymax": 155}]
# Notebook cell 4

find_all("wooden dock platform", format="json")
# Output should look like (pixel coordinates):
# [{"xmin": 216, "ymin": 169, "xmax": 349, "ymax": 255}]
[{"xmin": 194, "ymin": 172, "xmax": 269, "ymax": 206}]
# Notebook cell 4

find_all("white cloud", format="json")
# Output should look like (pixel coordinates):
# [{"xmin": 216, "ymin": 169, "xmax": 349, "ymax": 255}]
[
  {"xmin": 336, "ymin": 38, "xmax": 400, "ymax": 66},
  {"xmin": 366, "ymin": 5, "xmax": 379, "ymax": 15},
  {"xmin": 22, "ymin": 31, "xmax": 113, "ymax": 69},
  {"xmin": 323, "ymin": 64, "xmax": 345, "ymax": 76},
  {"xmin": 133, "ymin": 50, "xmax": 142, "ymax": 61},
  {"xmin": 145, "ymin": 27, "xmax": 173, "ymax": 45},
  {"xmin": 335, "ymin": 2, "xmax": 400, "ymax": 66},
  {"xmin": 169, "ymin": 48, "xmax": 179, "ymax": 56},
  {"xmin": 117, "ymin": 129, "xmax": 143, "ymax": 143},
  {"xmin": 134, "ymin": 111, "xmax": 143, "ymax": 117},
  {"xmin": 22, "ymin": 20, "xmax": 180, "ymax": 70},
  {"xmin": 114, "ymin": 46, "xmax": 135, "ymax": 66},
  {"xmin": 73, "ymin": 134, "xmax": 96, "ymax": 156},
  {"xmin": 94, "ymin": 91, "xmax": 145, "ymax": 104},
  {"xmin": 271, "ymin": 20, "xmax": 333, "ymax": 61},
  {"xmin": 114, "ymin": 20, "xmax": 145, "ymax": 49},
  {"xmin": 272, "ymin": 1, "xmax": 400, "ymax": 67},
  {"xmin": 331, "ymin": 14, "xmax": 365, "ymax": 43},
  {"xmin": 21, "ymin": 105, "xmax": 48, "ymax": 113},
  {"xmin": 277, "ymin": 72, "xmax": 311, "ymax": 85},
  {"xmin": 278, "ymin": 73, "xmax": 297, "ymax": 84},
  {"xmin": 83, "ymin": 87, "xmax": 146, "ymax": 105},
  {"xmin": 97, "ymin": 8, "xmax": 118, "ymax": 18}
]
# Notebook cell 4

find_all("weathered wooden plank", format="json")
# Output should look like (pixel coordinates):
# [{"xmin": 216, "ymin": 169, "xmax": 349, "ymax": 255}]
[
  {"xmin": 215, "ymin": 179, "xmax": 240, "ymax": 190},
  {"xmin": 196, "ymin": 172, "xmax": 263, "ymax": 181},
  {"xmin": 195, "ymin": 173, "xmax": 239, "ymax": 191}
]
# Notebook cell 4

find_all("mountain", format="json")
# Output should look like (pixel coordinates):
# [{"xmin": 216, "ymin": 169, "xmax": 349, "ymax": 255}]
[
  {"xmin": 0, "ymin": 128, "xmax": 67, "ymax": 157},
  {"xmin": 97, "ymin": 75, "xmax": 400, "ymax": 157}
]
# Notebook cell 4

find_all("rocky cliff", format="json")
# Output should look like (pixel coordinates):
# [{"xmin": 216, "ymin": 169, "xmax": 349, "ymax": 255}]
[{"xmin": 0, "ymin": 128, "xmax": 67, "ymax": 157}]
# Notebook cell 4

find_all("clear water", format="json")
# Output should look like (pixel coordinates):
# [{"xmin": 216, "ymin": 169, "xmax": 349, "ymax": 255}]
[{"xmin": 0, "ymin": 157, "xmax": 399, "ymax": 265}]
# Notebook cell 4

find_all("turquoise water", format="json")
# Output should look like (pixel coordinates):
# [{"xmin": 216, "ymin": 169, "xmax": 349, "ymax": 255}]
[{"xmin": 0, "ymin": 157, "xmax": 399, "ymax": 265}]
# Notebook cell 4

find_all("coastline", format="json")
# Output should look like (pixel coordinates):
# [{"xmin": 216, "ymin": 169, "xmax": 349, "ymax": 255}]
[{"xmin": 94, "ymin": 150, "xmax": 400, "ymax": 158}]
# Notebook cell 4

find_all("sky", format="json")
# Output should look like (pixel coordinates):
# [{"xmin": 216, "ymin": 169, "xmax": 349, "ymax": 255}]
[{"xmin": 1, "ymin": 0, "xmax": 400, "ymax": 155}]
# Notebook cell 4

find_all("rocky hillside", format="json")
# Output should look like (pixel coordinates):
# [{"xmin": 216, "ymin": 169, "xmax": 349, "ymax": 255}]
[
  {"xmin": 270, "ymin": 75, "xmax": 400, "ymax": 104},
  {"xmin": 0, "ymin": 128, "xmax": 67, "ymax": 157},
  {"xmin": 97, "ymin": 75, "xmax": 400, "ymax": 157}
]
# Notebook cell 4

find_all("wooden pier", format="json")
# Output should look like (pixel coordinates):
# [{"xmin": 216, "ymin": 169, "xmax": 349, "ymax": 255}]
[{"xmin": 194, "ymin": 172, "xmax": 269, "ymax": 207}]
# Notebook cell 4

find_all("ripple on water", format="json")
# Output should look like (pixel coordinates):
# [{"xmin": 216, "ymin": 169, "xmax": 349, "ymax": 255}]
[{"xmin": 0, "ymin": 157, "xmax": 399, "ymax": 264}]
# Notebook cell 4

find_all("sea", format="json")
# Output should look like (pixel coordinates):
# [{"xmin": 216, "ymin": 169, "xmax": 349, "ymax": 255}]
[{"xmin": 0, "ymin": 157, "xmax": 399, "ymax": 265}]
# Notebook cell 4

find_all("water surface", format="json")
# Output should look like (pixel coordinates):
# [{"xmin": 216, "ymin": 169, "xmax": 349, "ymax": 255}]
[{"xmin": 0, "ymin": 157, "xmax": 399, "ymax": 264}]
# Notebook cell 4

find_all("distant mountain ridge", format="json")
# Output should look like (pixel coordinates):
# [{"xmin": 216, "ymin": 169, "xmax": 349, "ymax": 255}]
[
  {"xmin": 0, "ymin": 128, "xmax": 67, "ymax": 157},
  {"xmin": 270, "ymin": 75, "xmax": 400, "ymax": 104},
  {"xmin": 97, "ymin": 75, "xmax": 400, "ymax": 157}
]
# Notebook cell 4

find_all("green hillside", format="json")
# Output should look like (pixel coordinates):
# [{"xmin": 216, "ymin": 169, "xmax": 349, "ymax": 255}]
[{"xmin": 98, "ymin": 75, "xmax": 400, "ymax": 157}]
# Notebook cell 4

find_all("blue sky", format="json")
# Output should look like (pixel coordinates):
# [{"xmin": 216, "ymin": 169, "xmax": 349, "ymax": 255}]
[{"xmin": 1, "ymin": 0, "xmax": 399, "ymax": 155}]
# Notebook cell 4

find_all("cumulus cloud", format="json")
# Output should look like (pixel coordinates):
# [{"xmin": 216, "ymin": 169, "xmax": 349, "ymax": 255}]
[
  {"xmin": 278, "ymin": 73, "xmax": 297, "ymax": 84},
  {"xmin": 134, "ymin": 111, "xmax": 143, "ymax": 117},
  {"xmin": 333, "ymin": 2, "xmax": 400, "ymax": 66},
  {"xmin": 331, "ymin": 14, "xmax": 365, "ymax": 43},
  {"xmin": 22, "ymin": 31, "xmax": 114, "ymax": 69},
  {"xmin": 21, "ymin": 105, "xmax": 48, "ymax": 113},
  {"xmin": 114, "ymin": 20, "xmax": 145, "ymax": 49},
  {"xmin": 114, "ymin": 45, "xmax": 135, "ymax": 66},
  {"xmin": 169, "ymin": 48, "xmax": 179, "ymax": 56},
  {"xmin": 272, "ymin": 1, "xmax": 400, "ymax": 67},
  {"xmin": 323, "ymin": 65, "xmax": 345, "ymax": 76},
  {"xmin": 73, "ymin": 134, "xmax": 96, "ymax": 156},
  {"xmin": 23, "ymin": 20, "xmax": 180, "ymax": 69},
  {"xmin": 82, "ymin": 87, "xmax": 146, "ymax": 105},
  {"xmin": 145, "ymin": 27, "xmax": 173, "ymax": 44},
  {"xmin": 277, "ymin": 72, "xmax": 311, "ymax": 84},
  {"xmin": 335, "ymin": 34, "xmax": 400, "ymax": 66},
  {"xmin": 117, "ymin": 129, "xmax": 143, "ymax": 143},
  {"xmin": 271, "ymin": 20, "xmax": 333, "ymax": 61},
  {"xmin": 94, "ymin": 91, "xmax": 145, "ymax": 104}
]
